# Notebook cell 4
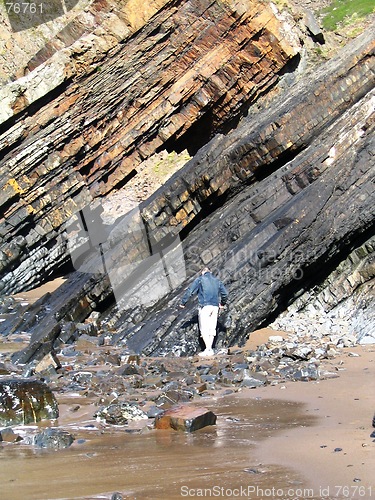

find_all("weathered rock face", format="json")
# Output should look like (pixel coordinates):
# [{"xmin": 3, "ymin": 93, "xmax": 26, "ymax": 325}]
[
  {"xmin": 270, "ymin": 236, "xmax": 375, "ymax": 345},
  {"xmin": 0, "ymin": 0, "xmax": 301, "ymax": 295},
  {"xmin": 0, "ymin": 0, "xmax": 374, "ymax": 361},
  {"xmin": 0, "ymin": 378, "xmax": 59, "ymax": 426},
  {"xmin": 65, "ymin": 27, "xmax": 374, "ymax": 357},
  {"xmin": 0, "ymin": 0, "xmax": 170, "ymax": 85}
]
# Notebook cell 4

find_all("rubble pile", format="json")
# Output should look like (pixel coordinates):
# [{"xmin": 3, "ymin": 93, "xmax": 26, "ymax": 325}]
[{"xmin": 0, "ymin": 310, "xmax": 365, "ymax": 443}]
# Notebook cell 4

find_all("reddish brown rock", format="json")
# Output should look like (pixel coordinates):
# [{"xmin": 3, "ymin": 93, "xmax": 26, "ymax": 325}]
[{"xmin": 155, "ymin": 405, "xmax": 217, "ymax": 432}]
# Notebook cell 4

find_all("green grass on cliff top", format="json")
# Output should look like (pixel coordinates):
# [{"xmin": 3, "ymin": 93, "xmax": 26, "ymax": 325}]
[{"xmin": 321, "ymin": 0, "xmax": 375, "ymax": 31}]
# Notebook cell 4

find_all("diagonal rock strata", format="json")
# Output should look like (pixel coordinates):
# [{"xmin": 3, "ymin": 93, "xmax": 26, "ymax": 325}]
[
  {"xmin": 0, "ymin": 0, "xmax": 301, "ymax": 295},
  {"xmin": 0, "ymin": 1, "xmax": 374, "ymax": 361},
  {"xmin": 6, "ymin": 25, "xmax": 375, "ymax": 363}
]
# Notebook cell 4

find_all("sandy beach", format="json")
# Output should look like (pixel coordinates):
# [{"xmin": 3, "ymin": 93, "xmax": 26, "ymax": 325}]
[
  {"xmin": 1, "ymin": 280, "xmax": 374, "ymax": 499},
  {"xmin": 245, "ymin": 342, "xmax": 375, "ymax": 499},
  {"xmin": 0, "ymin": 339, "xmax": 373, "ymax": 500}
]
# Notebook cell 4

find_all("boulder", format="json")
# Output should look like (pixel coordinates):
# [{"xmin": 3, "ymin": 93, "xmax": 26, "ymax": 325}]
[
  {"xmin": 0, "ymin": 378, "xmax": 59, "ymax": 426},
  {"xmin": 0, "ymin": 427, "xmax": 22, "ymax": 442},
  {"xmin": 27, "ymin": 428, "xmax": 75, "ymax": 449},
  {"xmin": 155, "ymin": 405, "xmax": 217, "ymax": 432}
]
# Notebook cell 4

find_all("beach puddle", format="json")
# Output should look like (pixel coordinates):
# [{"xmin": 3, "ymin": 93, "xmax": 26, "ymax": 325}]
[{"xmin": 0, "ymin": 394, "xmax": 317, "ymax": 499}]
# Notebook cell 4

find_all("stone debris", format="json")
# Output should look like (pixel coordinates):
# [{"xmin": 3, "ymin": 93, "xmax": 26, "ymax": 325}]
[
  {"xmin": 0, "ymin": 427, "xmax": 22, "ymax": 443},
  {"xmin": 34, "ymin": 351, "xmax": 61, "ymax": 376},
  {"xmin": 24, "ymin": 428, "xmax": 75, "ymax": 449},
  {"xmin": 0, "ymin": 337, "xmax": 368, "ymax": 451},
  {"xmin": 94, "ymin": 402, "xmax": 148, "ymax": 425},
  {"xmin": 0, "ymin": 303, "xmax": 372, "ymax": 447}
]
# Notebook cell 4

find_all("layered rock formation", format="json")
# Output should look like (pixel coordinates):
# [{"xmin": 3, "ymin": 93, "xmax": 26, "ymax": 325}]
[
  {"xmin": 0, "ymin": 0, "xmax": 301, "ymax": 294},
  {"xmin": 0, "ymin": 0, "xmax": 374, "ymax": 361},
  {"xmin": 102, "ymin": 28, "xmax": 374, "ymax": 356}
]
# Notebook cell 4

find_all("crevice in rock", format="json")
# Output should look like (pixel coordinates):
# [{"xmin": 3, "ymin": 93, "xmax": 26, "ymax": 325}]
[
  {"xmin": 179, "ymin": 190, "xmax": 231, "ymax": 242},
  {"xmin": 278, "ymin": 53, "xmax": 302, "ymax": 77},
  {"xmin": 0, "ymin": 194, "xmax": 21, "ymax": 217},
  {"xmin": 104, "ymin": 169, "xmax": 138, "ymax": 192},
  {"xmin": 161, "ymin": 108, "xmax": 217, "ymax": 156},
  {"xmin": 253, "ymin": 144, "xmax": 307, "ymax": 182}
]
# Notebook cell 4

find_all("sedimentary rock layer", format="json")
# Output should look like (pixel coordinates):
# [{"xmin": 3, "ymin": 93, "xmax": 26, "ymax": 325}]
[
  {"xmin": 95, "ymin": 28, "xmax": 375, "ymax": 355},
  {"xmin": 0, "ymin": 0, "xmax": 301, "ymax": 295}
]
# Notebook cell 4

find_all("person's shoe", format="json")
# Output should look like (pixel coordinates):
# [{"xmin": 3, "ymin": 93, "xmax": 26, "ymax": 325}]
[
  {"xmin": 198, "ymin": 350, "xmax": 209, "ymax": 357},
  {"xmin": 198, "ymin": 349, "xmax": 214, "ymax": 357}
]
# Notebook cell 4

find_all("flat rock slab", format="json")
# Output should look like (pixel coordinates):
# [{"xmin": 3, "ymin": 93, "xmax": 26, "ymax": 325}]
[{"xmin": 155, "ymin": 405, "xmax": 217, "ymax": 432}]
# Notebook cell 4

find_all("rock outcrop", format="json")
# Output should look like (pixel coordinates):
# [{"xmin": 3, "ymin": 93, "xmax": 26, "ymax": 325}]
[
  {"xmin": 0, "ymin": 0, "xmax": 374, "ymax": 361},
  {"xmin": 107, "ymin": 27, "xmax": 374, "ymax": 355},
  {"xmin": 0, "ymin": 0, "xmax": 301, "ymax": 295}
]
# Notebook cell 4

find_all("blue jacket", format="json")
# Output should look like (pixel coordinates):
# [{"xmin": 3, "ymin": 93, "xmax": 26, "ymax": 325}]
[{"xmin": 181, "ymin": 272, "xmax": 228, "ymax": 307}]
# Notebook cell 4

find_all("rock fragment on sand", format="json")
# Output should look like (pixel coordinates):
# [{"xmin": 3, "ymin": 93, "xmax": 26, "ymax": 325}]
[{"xmin": 155, "ymin": 405, "xmax": 217, "ymax": 432}]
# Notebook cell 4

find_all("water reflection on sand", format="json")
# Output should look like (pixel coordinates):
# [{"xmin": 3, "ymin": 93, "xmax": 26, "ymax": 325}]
[{"xmin": 0, "ymin": 395, "xmax": 316, "ymax": 499}]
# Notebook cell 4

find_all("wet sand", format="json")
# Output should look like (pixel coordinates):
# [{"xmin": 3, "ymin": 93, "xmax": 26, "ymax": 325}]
[
  {"xmin": 11, "ymin": 277, "xmax": 66, "ymax": 304},
  {"xmin": 0, "ymin": 396, "xmax": 314, "ymax": 500},
  {"xmin": 1, "ymin": 281, "xmax": 374, "ymax": 499},
  {"xmin": 249, "ymin": 343, "xmax": 375, "ymax": 498},
  {"xmin": 0, "ymin": 342, "xmax": 373, "ymax": 499}
]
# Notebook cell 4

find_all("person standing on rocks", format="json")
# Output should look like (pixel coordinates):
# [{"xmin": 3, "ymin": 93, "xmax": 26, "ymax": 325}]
[{"xmin": 180, "ymin": 267, "xmax": 228, "ymax": 356}]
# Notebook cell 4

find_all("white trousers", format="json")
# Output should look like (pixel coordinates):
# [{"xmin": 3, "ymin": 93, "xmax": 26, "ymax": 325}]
[{"xmin": 198, "ymin": 305, "xmax": 219, "ymax": 349}]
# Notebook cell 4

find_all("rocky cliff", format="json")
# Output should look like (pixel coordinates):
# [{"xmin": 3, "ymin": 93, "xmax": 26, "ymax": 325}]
[
  {"xmin": 0, "ymin": 0, "xmax": 302, "ymax": 294},
  {"xmin": 0, "ymin": 0, "xmax": 374, "ymax": 361}
]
